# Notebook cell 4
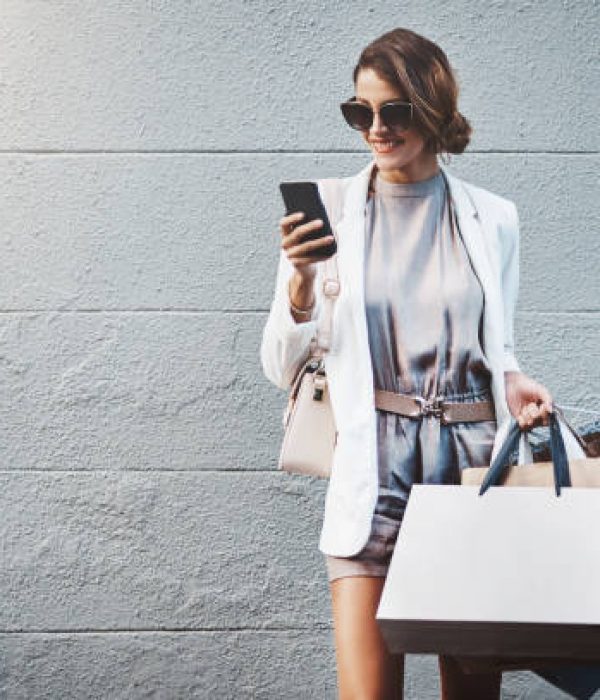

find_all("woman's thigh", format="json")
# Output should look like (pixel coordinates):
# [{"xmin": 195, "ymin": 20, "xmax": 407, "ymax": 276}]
[{"xmin": 330, "ymin": 575, "xmax": 404, "ymax": 700}]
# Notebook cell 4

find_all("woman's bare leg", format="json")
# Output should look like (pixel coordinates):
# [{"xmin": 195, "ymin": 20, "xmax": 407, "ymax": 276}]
[{"xmin": 330, "ymin": 576, "xmax": 404, "ymax": 700}]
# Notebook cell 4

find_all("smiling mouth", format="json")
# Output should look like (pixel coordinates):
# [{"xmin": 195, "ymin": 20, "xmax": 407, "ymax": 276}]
[{"xmin": 371, "ymin": 139, "xmax": 404, "ymax": 153}]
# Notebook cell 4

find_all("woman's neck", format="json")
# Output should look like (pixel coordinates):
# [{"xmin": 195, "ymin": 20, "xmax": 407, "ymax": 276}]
[{"xmin": 368, "ymin": 159, "xmax": 442, "ymax": 198}]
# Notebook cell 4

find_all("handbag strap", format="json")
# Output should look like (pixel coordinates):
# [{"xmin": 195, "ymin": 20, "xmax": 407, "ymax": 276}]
[{"xmin": 311, "ymin": 178, "xmax": 345, "ymax": 356}]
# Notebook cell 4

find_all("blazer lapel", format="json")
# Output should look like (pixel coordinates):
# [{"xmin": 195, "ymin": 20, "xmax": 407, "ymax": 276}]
[
  {"xmin": 333, "ymin": 162, "xmax": 376, "ymax": 403},
  {"xmin": 440, "ymin": 165, "xmax": 510, "ymax": 431},
  {"xmin": 339, "ymin": 162, "xmax": 372, "ymax": 330},
  {"xmin": 440, "ymin": 167, "xmax": 500, "ymax": 360},
  {"xmin": 440, "ymin": 165, "xmax": 499, "ymax": 297}
]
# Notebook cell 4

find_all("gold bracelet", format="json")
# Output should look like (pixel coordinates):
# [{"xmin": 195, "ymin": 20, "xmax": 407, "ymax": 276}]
[{"xmin": 288, "ymin": 279, "xmax": 315, "ymax": 316}]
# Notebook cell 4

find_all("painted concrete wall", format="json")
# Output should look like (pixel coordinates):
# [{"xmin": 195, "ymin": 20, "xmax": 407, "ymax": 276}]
[{"xmin": 0, "ymin": 1, "xmax": 597, "ymax": 698}]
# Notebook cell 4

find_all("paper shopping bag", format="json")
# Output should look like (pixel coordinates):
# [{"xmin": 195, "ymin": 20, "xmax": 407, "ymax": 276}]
[
  {"xmin": 457, "ymin": 410, "xmax": 600, "ymax": 698},
  {"xmin": 376, "ymin": 411, "xmax": 600, "ymax": 665}
]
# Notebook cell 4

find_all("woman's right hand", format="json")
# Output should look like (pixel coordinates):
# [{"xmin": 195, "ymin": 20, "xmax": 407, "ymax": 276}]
[{"xmin": 279, "ymin": 211, "xmax": 336, "ymax": 280}]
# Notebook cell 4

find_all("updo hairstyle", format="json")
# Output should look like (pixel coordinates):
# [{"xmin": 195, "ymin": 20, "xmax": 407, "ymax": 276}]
[{"xmin": 353, "ymin": 28, "xmax": 472, "ymax": 155}]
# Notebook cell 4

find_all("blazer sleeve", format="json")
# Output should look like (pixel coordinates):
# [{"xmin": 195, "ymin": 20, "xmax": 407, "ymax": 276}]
[
  {"xmin": 260, "ymin": 248, "xmax": 323, "ymax": 391},
  {"xmin": 499, "ymin": 199, "xmax": 521, "ymax": 373}
]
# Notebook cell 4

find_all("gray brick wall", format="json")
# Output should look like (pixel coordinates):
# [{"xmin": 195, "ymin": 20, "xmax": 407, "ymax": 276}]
[{"xmin": 0, "ymin": 2, "xmax": 597, "ymax": 698}]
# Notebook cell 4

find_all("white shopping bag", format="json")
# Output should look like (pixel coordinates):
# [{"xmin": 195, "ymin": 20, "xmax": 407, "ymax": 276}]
[{"xmin": 376, "ymin": 411, "xmax": 600, "ymax": 659}]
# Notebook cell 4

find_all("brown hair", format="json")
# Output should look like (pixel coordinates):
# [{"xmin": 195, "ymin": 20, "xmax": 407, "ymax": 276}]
[{"xmin": 353, "ymin": 28, "xmax": 471, "ymax": 156}]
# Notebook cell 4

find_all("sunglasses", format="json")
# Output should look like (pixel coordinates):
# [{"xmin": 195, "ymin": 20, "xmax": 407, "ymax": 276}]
[{"xmin": 340, "ymin": 96, "xmax": 413, "ymax": 132}]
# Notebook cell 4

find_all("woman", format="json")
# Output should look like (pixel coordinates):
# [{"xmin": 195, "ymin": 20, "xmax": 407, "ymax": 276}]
[{"xmin": 261, "ymin": 27, "xmax": 553, "ymax": 699}]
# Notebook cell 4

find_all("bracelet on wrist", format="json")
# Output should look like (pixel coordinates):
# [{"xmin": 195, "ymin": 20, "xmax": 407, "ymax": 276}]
[{"xmin": 288, "ymin": 279, "xmax": 315, "ymax": 316}]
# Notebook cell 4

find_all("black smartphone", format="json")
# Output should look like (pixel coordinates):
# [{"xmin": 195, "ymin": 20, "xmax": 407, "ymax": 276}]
[{"xmin": 279, "ymin": 181, "xmax": 337, "ymax": 258}]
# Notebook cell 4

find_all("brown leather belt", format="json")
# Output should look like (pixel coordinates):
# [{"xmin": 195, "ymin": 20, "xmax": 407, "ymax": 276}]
[{"xmin": 374, "ymin": 389, "xmax": 496, "ymax": 425}]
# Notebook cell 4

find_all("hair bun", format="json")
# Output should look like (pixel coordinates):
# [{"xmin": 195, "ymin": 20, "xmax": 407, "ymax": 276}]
[{"xmin": 441, "ymin": 111, "xmax": 472, "ymax": 154}]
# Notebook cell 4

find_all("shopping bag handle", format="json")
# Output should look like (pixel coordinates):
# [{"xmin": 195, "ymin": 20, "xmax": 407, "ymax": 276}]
[{"xmin": 479, "ymin": 409, "xmax": 572, "ymax": 497}]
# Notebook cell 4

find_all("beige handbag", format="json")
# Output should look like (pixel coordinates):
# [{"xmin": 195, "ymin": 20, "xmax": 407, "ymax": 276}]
[{"xmin": 278, "ymin": 178, "xmax": 345, "ymax": 478}]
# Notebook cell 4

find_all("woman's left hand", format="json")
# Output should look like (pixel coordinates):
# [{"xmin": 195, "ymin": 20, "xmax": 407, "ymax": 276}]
[{"xmin": 505, "ymin": 371, "xmax": 554, "ymax": 430}]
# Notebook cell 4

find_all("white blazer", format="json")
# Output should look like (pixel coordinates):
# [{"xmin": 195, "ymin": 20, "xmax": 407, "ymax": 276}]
[{"xmin": 261, "ymin": 159, "xmax": 522, "ymax": 557}]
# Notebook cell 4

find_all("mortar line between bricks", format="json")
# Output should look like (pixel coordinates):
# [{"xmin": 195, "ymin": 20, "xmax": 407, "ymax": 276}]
[
  {"xmin": 0, "ymin": 308, "xmax": 275, "ymax": 314},
  {"xmin": 0, "ymin": 626, "xmax": 333, "ymax": 635},
  {"xmin": 0, "ymin": 469, "xmax": 280, "ymax": 473},
  {"xmin": 0, "ymin": 309, "xmax": 598, "ymax": 315},
  {"xmin": 0, "ymin": 149, "xmax": 597, "ymax": 156}
]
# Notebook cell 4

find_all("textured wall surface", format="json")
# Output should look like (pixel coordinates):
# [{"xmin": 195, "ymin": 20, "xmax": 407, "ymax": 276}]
[{"xmin": 0, "ymin": 1, "xmax": 598, "ymax": 698}]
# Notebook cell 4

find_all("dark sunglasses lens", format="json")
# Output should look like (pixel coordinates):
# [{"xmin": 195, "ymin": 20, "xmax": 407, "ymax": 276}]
[
  {"xmin": 341, "ymin": 101, "xmax": 412, "ymax": 131},
  {"xmin": 340, "ymin": 102, "xmax": 372, "ymax": 130},
  {"xmin": 381, "ymin": 103, "xmax": 412, "ymax": 130}
]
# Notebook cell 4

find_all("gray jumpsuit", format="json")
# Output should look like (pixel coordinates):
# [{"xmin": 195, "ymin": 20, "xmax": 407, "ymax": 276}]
[{"xmin": 325, "ymin": 168, "xmax": 498, "ymax": 581}]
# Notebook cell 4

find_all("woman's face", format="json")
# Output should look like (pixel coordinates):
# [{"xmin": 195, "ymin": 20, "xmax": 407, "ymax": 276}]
[{"xmin": 354, "ymin": 67, "xmax": 438, "ymax": 183}]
